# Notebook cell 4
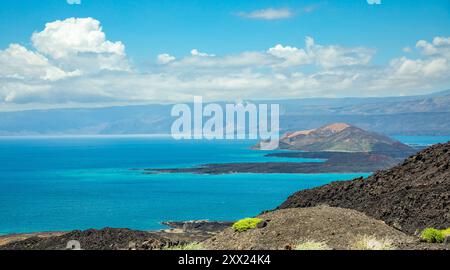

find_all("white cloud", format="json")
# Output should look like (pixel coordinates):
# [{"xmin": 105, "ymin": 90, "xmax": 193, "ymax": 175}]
[
  {"xmin": 67, "ymin": 0, "xmax": 81, "ymax": 5},
  {"xmin": 31, "ymin": 18, "xmax": 129, "ymax": 72},
  {"xmin": 0, "ymin": 44, "xmax": 79, "ymax": 81},
  {"xmin": 305, "ymin": 37, "xmax": 375, "ymax": 68},
  {"xmin": 367, "ymin": 0, "xmax": 381, "ymax": 5},
  {"xmin": 157, "ymin": 53, "xmax": 176, "ymax": 64},
  {"xmin": 416, "ymin": 36, "xmax": 450, "ymax": 58},
  {"xmin": 190, "ymin": 49, "xmax": 215, "ymax": 57},
  {"xmin": 237, "ymin": 8, "xmax": 293, "ymax": 20},
  {"xmin": 164, "ymin": 38, "xmax": 373, "ymax": 70},
  {"xmin": 0, "ymin": 17, "xmax": 449, "ymax": 109},
  {"xmin": 386, "ymin": 36, "xmax": 450, "ymax": 81},
  {"xmin": 267, "ymin": 44, "xmax": 310, "ymax": 67},
  {"xmin": 167, "ymin": 51, "xmax": 278, "ymax": 69}
]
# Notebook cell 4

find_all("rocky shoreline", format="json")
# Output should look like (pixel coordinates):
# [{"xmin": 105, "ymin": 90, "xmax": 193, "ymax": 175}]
[
  {"xmin": 1, "ymin": 143, "xmax": 448, "ymax": 250},
  {"xmin": 1, "ymin": 209, "xmax": 448, "ymax": 250},
  {"xmin": 162, "ymin": 220, "xmax": 234, "ymax": 233},
  {"xmin": 0, "ymin": 220, "xmax": 233, "ymax": 250}
]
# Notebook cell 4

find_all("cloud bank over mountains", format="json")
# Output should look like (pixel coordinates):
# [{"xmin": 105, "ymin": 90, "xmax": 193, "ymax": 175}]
[{"xmin": 0, "ymin": 17, "xmax": 449, "ymax": 110}]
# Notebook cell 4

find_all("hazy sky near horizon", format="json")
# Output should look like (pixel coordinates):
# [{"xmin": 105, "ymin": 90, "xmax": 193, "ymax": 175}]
[{"xmin": 0, "ymin": 0, "xmax": 449, "ymax": 110}]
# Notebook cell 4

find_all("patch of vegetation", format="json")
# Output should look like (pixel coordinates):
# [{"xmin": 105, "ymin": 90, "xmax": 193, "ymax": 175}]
[
  {"xmin": 352, "ymin": 235, "xmax": 396, "ymax": 250},
  {"xmin": 164, "ymin": 242, "xmax": 205, "ymax": 250},
  {"xmin": 294, "ymin": 241, "xmax": 331, "ymax": 250},
  {"xmin": 441, "ymin": 228, "xmax": 450, "ymax": 237},
  {"xmin": 420, "ymin": 228, "xmax": 445, "ymax": 243},
  {"xmin": 232, "ymin": 218, "xmax": 263, "ymax": 232}
]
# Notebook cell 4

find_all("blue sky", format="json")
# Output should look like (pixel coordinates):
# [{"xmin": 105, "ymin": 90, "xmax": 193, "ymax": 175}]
[
  {"xmin": 0, "ymin": 0, "xmax": 449, "ymax": 110},
  {"xmin": 1, "ymin": 0, "xmax": 449, "ymax": 64}
]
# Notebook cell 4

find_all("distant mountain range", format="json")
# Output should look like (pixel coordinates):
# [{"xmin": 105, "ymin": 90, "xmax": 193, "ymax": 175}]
[
  {"xmin": 0, "ymin": 89, "xmax": 449, "ymax": 136},
  {"xmin": 272, "ymin": 123, "xmax": 415, "ymax": 154}
]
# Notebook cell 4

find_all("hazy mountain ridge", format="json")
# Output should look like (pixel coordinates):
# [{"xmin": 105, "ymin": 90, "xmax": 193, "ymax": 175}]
[{"xmin": 0, "ymin": 89, "xmax": 449, "ymax": 136}]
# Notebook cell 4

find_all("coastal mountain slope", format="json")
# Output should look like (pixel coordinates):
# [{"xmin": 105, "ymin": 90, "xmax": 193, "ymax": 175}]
[
  {"xmin": 257, "ymin": 122, "xmax": 415, "ymax": 155},
  {"xmin": 277, "ymin": 142, "xmax": 450, "ymax": 234}
]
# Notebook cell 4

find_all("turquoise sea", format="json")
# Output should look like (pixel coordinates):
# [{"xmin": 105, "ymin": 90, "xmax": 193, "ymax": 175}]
[{"xmin": 0, "ymin": 135, "xmax": 449, "ymax": 235}]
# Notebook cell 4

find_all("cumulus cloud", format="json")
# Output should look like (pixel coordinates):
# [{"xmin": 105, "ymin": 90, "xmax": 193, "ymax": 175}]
[
  {"xmin": 416, "ymin": 37, "xmax": 450, "ymax": 58},
  {"xmin": 157, "ymin": 53, "xmax": 176, "ymax": 64},
  {"xmin": 267, "ymin": 44, "xmax": 310, "ymax": 67},
  {"xmin": 0, "ymin": 44, "xmax": 79, "ymax": 81},
  {"xmin": 389, "ymin": 37, "xmax": 450, "ymax": 80},
  {"xmin": 0, "ymin": 17, "xmax": 449, "ymax": 109},
  {"xmin": 31, "ymin": 18, "xmax": 129, "ymax": 72},
  {"xmin": 237, "ymin": 8, "xmax": 293, "ymax": 20},
  {"xmin": 304, "ymin": 37, "xmax": 375, "ymax": 69}
]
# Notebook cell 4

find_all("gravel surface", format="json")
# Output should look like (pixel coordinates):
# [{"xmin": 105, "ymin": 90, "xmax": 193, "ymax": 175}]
[{"xmin": 204, "ymin": 206, "xmax": 445, "ymax": 250}]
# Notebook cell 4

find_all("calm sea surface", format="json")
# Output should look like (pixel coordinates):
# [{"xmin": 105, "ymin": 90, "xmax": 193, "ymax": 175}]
[{"xmin": 0, "ymin": 135, "xmax": 448, "ymax": 235}]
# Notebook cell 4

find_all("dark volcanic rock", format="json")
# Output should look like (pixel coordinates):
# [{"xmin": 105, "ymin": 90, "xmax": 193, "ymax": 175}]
[
  {"xmin": 147, "ymin": 152, "xmax": 405, "ymax": 175},
  {"xmin": 0, "ymin": 228, "xmax": 182, "ymax": 250},
  {"xmin": 162, "ymin": 220, "xmax": 233, "ymax": 232},
  {"xmin": 277, "ymin": 142, "xmax": 450, "ymax": 235}
]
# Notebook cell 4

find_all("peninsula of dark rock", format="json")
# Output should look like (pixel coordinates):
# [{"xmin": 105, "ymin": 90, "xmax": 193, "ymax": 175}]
[{"xmin": 146, "ymin": 151, "xmax": 407, "ymax": 175}]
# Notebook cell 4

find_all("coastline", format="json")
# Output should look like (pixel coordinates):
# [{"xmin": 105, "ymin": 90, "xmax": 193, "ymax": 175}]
[
  {"xmin": 145, "ymin": 151, "xmax": 411, "ymax": 175},
  {"xmin": 0, "ymin": 220, "xmax": 234, "ymax": 249}
]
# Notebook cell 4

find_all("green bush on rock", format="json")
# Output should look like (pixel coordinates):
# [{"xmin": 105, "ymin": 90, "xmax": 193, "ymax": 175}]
[
  {"xmin": 441, "ymin": 228, "xmax": 450, "ymax": 237},
  {"xmin": 232, "ymin": 218, "xmax": 263, "ymax": 232},
  {"xmin": 420, "ymin": 228, "xmax": 445, "ymax": 243}
]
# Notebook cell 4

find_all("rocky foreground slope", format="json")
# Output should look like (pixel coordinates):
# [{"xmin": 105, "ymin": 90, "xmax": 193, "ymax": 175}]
[
  {"xmin": 278, "ymin": 142, "xmax": 450, "ymax": 234},
  {"xmin": 0, "ymin": 228, "xmax": 186, "ymax": 250},
  {"xmin": 204, "ymin": 206, "xmax": 446, "ymax": 250}
]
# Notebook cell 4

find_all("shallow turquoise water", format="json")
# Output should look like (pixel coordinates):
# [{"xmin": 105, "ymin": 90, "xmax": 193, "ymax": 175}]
[
  {"xmin": 0, "ymin": 135, "xmax": 446, "ymax": 235},
  {"xmin": 392, "ymin": 135, "xmax": 450, "ymax": 146}
]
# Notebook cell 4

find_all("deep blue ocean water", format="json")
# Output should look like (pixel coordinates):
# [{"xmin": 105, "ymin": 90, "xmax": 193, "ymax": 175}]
[{"xmin": 0, "ymin": 135, "xmax": 449, "ymax": 235}]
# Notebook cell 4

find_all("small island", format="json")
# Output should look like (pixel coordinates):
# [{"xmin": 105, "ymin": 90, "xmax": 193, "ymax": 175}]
[{"xmin": 145, "ymin": 123, "xmax": 420, "ymax": 175}]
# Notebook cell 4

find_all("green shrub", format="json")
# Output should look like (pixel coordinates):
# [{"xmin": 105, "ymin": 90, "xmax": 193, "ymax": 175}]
[
  {"xmin": 232, "ymin": 218, "xmax": 263, "ymax": 232},
  {"xmin": 295, "ymin": 241, "xmax": 331, "ymax": 250},
  {"xmin": 441, "ymin": 228, "xmax": 450, "ymax": 237},
  {"xmin": 352, "ymin": 235, "xmax": 396, "ymax": 250},
  {"xmin": 420, "ymin": 228, "xmax": 445, "ymax": 243}
]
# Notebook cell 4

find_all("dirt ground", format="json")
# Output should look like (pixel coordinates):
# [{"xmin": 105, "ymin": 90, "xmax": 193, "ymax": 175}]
[{"xmin": 204, "ymin": 206, "xmax": 447, "ymax": 250}]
